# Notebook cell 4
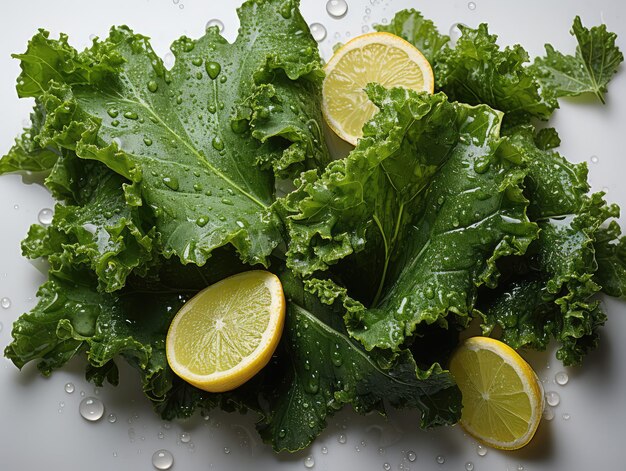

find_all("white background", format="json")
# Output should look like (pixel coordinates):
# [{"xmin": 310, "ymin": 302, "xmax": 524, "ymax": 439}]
[{"xmin": 1, "ymin": 1, "xmax": 625, "ymax": 470}]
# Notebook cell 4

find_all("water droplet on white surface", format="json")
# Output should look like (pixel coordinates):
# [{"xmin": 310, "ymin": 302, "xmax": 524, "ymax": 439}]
[
  {"xmin": 326, "ymin": 0, "xmax": 348, "ymax": 18},
  {"xmin": 436, "ymin": 455, "xmax": 445, "ymax": 464},
  {"xmin": 158, "ymin": 432, "xmax": 165, "ymax": 439},
  {"xmin": 378, "ymin": 447, "xmax": 385, "ymax": 455},
  {"xmin": 465, "ymin": 462, "xmax": 474, "ymax": 471},
  {"xmin": 309, "ymin": 23, "xmax": 327, "ymax": 42},
  {"xmin": 79, "ymin": 397, "xmax": 104, "ymax": 422},
  {"xmin": 338, "ymin": 433, "xmax": 347, "ymax": 444},
  {"xmin": 407, "ymin": 450, "xmax": 417, "ymax": 462},
  {"xmin": 108, "ymin": 413, "xmax": 117, "ymax": 423},
  {"xmin": 152, "ymin": 449, "xmax": 174, "ymax": 470},
  {"xmin": 555, "ymin": 371, "xmax": 569, "ymax": 385},
  {"xmin": 223, "ymin": 447, "xmax": 231, "ymax": 454},
  {"xmin": 1, "ymin": 297, "xmax": 11, "ymax": 309},
  {"xmin": 468, "ymin": 2, "xmax": 476, "ymax": 10},
  {"xmin": 362, "ymin": 25, "xmax": 370, "ymax": 33},
  {"xmin": 13, "ymin": 204, "xmax": 19, "ymax": 210},
  {"xmin": 476, "ymin": 444, "xmax": 488, "ymax": 456},
  {"xmin": 180, "ymin": 432, "xmax": 191, "ymax": 443},
  {"xmin": 38, "ymin": 208, "xmax": 54, "ymax": 225},
  {"xmin": 545, "ymin": 391, "xmax": 560, "ymax": 407},
  {"xmin": 321, "ymin": 446, "xmax": 328, "ymax": 454},
  {"xmin": 562, "ymin": 412, "xmax": 571, "ymax": 420},
  {"xmin": 590, "ymin": 155, "xmax": 599, "ymax": 163},
  {"xmin": 64, "ymin": 382, "xmax": 75, "ymax": 394},
  {"xmin": 206, "ymin": 19, "xmax": 224, "ymax": 32},
  {"xmin": 449, "ymin": 23, "xmax": 465, "ymax": 46},
  {"xmin": 383, "ymin": 463, "xmax": 391, "ymax": 471},
  {"xmin": 543, "ymin": 406, "xmax": 555, "ymax": 421},
  {"xmin": 304, "ymin": 456, "xmax": 315, "ymax": 468},
  {"xmin": 517, "ymin": 466, "xmax": 525, "ymax": 471}
]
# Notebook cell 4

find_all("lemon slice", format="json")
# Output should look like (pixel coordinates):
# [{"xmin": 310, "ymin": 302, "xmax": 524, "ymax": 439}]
[
  {"xmin": 166, "ymin": 270, "xmax": 285, "ymax": 392},
  {"xmin": 322, "ymin": 32, "xmax": 434, "ymax": 145},
  {"xmin": 448, "ymin": 337, "xmax": 545, "ymax": 450}
]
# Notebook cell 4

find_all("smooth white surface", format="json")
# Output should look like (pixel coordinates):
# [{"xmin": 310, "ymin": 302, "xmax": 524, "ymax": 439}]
[{"xmin": 1, "ymin": 1, "xmax": 625, "ymax": 470}]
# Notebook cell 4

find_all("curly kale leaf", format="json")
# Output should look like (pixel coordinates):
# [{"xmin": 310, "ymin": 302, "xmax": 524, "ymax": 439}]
[{"xmin": 531, "ymin": 16, "xmax": 623, "ymax": 104}]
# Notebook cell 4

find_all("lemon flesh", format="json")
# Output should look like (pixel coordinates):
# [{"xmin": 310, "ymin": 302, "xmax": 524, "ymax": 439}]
[
  {"xmin": 166, "ymin": 270, "xmax": 285, "ymax": 392},
  {"xmin": 449, "ymin": 337, "xmax": 545, "ymax": 450},
  {"xmin": 322, "ymin": 32, "xmax": 434, "ymax": 145}
]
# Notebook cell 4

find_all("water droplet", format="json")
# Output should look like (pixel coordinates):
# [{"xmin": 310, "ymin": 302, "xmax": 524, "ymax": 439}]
[
  {"xmin": 179, "ymin": 432, "xmax": 191, "ymax": 443},
  {"xmin": 545, "ymin": 391, "xmax": 560, "ymax": 407},
  {"xmin": 407, "ymin": 450, "xmax": 416, "ymax": 462},
  {"xmin": 465, "ymin": 462, "xmax": 474, "ymax": 471},
  {"xmin": 107, "ymin": 413, "xmax": 117, "ymax": 423},
  {"xmin": 467, "ymin": 1, "xmax": 476, "ymax": 10},
  {"xmin": 212, "ymin": 136, "xmax": 225, "ymax": 151},
  {"xmin": 223, "ymin": 447, "xmax": 231, "ymax": 454},
  {"xmin": 205, "ymin": 61, "xmax": 221, "ymax": 80},
  {"xmin": 107, "ymin": 108, "xmax": 119, "ymax": 118},
  {"xmin": 517, "ymin": 466, "xmax": 524, "ymax": 471},
  {"xmin": 79, "ymin": 397, "xmax": 105, "ymax": 422},
  {"xmin": 321, "ymin": 446, "xmax": 328, "ymax": 454},
  {"xmin": 162, "ymin": 176, "xmax": 179, "ymax": 191},
  {"xmin": 590, "ymin": 155, "xmax": 599, "ymax": 163},
  {"xmin": 164, "ymin": 52, "xmax": 175, "ymax": 69},
  {"xmin": 309, "ymin": 23, "xmax": 327, "ymax": 42},
  {"xmin": 1, "ymin": 297, "xmax": 11, "ymax": 309},
  {"xmin": 562, "ymin": 412, "xmax": 571, "ymax": 420},
  {"xmin": 111, "ymin": 119, "xmax": 120, "ymax": 127},
  {"xmin": 64, "ymin": 382, "xmax": 75, "ymax": 394},
  {"xmin": 206, "ymin": 19, "xmax": 224, "ymax": 32},
  {"xmin": 449, "ymin": 23, "xmax": 465, "ymax": 46},
  {"xmin": 124, "ymin": 111, "xmax": 138, "ymax": 120},
  {"xmin": 221, "ymin": 197, "xmax": 234, "ymax": 206},
  {"xmin": 326, "ymin": 0, "xmax": 348, "ymax": 19},
  {"xmin": 80, "ymin": 391, "xmax": 86, "ymax": 397},
  {"xmin": 13, "ymin": 204, "xmax": 19, "ymax": 210},
  {"xmin": 338, "ymin": 433, "xmax": 347, "ymax": 444},
  {"xmin": 555, "ymin": 371, "xmax": 569, "ymax": 386},
  {"xmin": 38, "ymin": 208, "xmax": 53, "ymax": 225},
  {"xmin": 543, "ymin": 406, "xmax": 555, "ymax": 421},
  {"xmin": 476, "ymin": 444, "xmax": 488, "ymax": 456},
  {"xmin": 304, "ymin": 456, "xmax": 315, "ymax": 468},
  {"xmin": 196, "ymin": 216, "xmax": 209, "ymax": 227},
  {"xmin": 147, "ymin": 81, "xmax": 158, "ymax": 93},
  {"xmin": 362, "ymin": 25, "xmax": 370, "ymax": 33},
  {"xmin": 143, "ymin": 137, "xmax": 153, "ymax": 146},
  {"xmin": 383, "ymin": 464, "xmax": 391, "ymax": 471},
  {"xmin": 436, "ymin": 455, "xmax": 445, "ymax": 464},
  {"xmin": 152, "ymin": 449, "xmax": 174, "ymax": 470}
]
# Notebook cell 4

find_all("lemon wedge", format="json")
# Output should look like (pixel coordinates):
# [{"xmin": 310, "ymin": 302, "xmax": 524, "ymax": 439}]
[
  {"xmin": 166, "ymin": 270, "xmax": 285, "ymax": 392},
  {"xmin": 449, "ymin": 336, "xmax": 545, "ymax": 450},
  {"xmin": 322, "ymin": 31, "xmax": 434, "ymax": 145}
]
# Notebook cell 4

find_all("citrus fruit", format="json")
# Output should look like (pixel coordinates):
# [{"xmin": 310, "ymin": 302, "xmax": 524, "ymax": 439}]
[
  {"xmin": 322, "ymin": 31, "xmax": 434, "ymax": 145},
  {"xmin": 448, "ymin": 336, "xmax": 545, "ymax": 450},
  {"xmin": 166, "ymin": 270, "xmax": 285, "ymax": 392}
]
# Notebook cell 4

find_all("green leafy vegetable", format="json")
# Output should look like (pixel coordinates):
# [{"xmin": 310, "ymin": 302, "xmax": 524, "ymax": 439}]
[
  {"xmin": 434, "ymin": 23, "xmax": 558, "ymax": 124},
  {"xmin": 287, "ymin": 85, "xmax": 537, "ymax": 351},
  {"xmin": 13, "ymin": 0, "xmax": 328, "ymax": 268},
  {"xmin": 2, "ymin": 1, "xmax": 626, "ymax": 453},
  {"xmin": 374, "ymin": 9, "xmax": 450, "ymax": 63},
  {"xmin": 531, "ymin": 16, "xmax": 624, "ymax": 103}
]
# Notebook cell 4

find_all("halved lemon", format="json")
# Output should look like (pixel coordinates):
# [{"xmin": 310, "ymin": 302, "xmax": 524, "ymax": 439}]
[
  {"xmin": 449, "ymin": 337, "xmax": 545, "ymax": 450},
  {"xmin": 166, "ymin": 270, "xmax": 285, "ymax": 392},
  {"xmin": 322, "ymin": 31, "xmax": 434, "ymax": 145}
]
